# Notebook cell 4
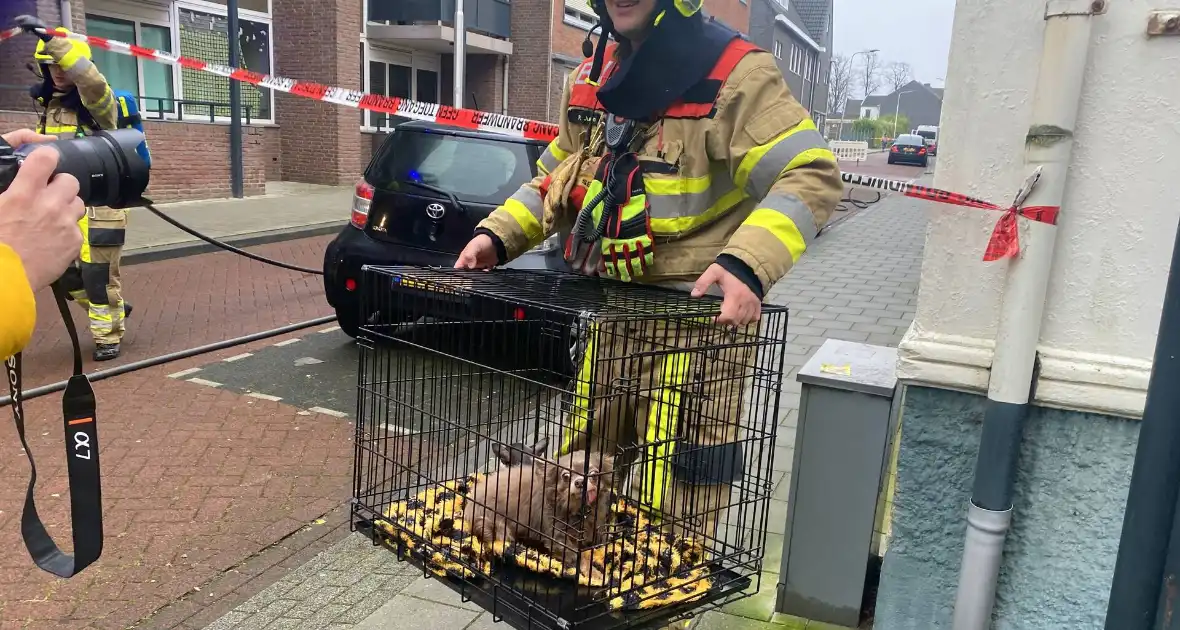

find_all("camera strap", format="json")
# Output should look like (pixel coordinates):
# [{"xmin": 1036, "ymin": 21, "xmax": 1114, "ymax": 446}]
[{"xmin": 4, "ymin": 281, "xmax": 103, "ymax": 578}]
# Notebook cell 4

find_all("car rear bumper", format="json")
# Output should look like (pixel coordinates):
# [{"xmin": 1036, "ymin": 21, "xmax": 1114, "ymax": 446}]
[{"xmin": 889, "ymin": 152, "xmax": 929, "ymax": 164}]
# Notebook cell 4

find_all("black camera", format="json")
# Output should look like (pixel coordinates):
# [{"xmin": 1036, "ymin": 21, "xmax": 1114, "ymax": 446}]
[{"xmin": 0, "ymin": 128, "xmax": 150, "ymax": 208}]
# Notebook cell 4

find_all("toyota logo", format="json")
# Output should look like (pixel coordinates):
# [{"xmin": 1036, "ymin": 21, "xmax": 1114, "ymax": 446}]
[{"xmin": 426, "ymin": 203, "xmax": 446, "ymax": 219}]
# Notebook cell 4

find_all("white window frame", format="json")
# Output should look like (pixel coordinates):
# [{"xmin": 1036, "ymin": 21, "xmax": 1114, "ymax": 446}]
[
  {"xmin": 84, "ymin": 7, "xmax": 181, "ymax": 120},
  {"xmin": 174, "ymin": 0, "xmax": 276, "ymax": 124},
  {"xmin": 361, "ymin": 44, "xmax": 442, "ymax": 132},
  {"xmin": 773, "ymin": 40, "xmax": 782, "ymax": 60},
  {"xmin": 563, "ymin": 3, "xmax": 597, "ymax": 32}
]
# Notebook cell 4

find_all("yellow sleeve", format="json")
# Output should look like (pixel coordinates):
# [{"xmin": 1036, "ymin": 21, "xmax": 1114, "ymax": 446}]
[
  {"xmin": 474, "ymin": 68, "xmax": 580, "ymax": 261},
  {"xmin": 707, "ymin": 51, "xmax": 843, "ymax": 293},
  {"xmin": 42, "ymin": 37, "xmax": 119, "ymax": 130},
  {"xmin": 0, "ymin": 244, "xmax": 37, "ymax": 362}
]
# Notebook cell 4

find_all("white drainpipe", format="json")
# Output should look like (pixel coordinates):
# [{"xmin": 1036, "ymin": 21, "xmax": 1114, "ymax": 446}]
[
  {"xmin": 60, "ymin": 0, "xmax": 73, "ymax": 29},
  {"xmin": 950, "ymin": 0, "xmax": 1105, "ymax": 628},
  {"xmin": 502, "ymin": 55, "xmax": 509, "ymax": 115}
]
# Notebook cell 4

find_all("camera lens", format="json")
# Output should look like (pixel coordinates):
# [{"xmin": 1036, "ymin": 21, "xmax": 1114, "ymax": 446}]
[{"xmin": 17, "ymin": 129, "xmax": 150, "ymax": 208}]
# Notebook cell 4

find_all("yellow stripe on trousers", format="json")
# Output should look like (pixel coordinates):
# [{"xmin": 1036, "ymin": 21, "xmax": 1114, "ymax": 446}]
[
  {"xmin": 560, "ymin": 322, "xmax": 599, "ymax": 457},
  {"xmin": 640, "ymin": 351, "xmax": 692, "ymax": 514}
]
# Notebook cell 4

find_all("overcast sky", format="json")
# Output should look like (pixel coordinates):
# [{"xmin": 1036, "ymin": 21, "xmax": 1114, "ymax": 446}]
[{"xmin": 832, "ymin": 0, "xmax": 956, "ymax": 91}]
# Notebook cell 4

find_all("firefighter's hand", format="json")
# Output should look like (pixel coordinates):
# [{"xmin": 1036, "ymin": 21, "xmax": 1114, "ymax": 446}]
[
  {"xmin": 14, "ymin": 15, "xmax": 54, "ymax": 42},
  {"xmin": 455, "ymin": 233, "xmax": 498, "ymax": 270},
  {"xmin": 2, "ymin": 129, "xmax": 57, "ymax": 147},
  {"xmin": 0, "ymin": 147, "xmax": 85, "ymax": 289},
  {"xmin": 692, "ymin": 263, "xmax": 762, "ymax": 326}
]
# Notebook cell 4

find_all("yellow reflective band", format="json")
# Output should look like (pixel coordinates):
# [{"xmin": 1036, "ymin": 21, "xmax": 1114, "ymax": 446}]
[
  {"xmin": 642, "ymin": 173, "xmax": 711, "ymax": 197},
  {"xmin": 654, "ymin": 9, "xmax": 667, "ymax": 25},
  {"xmin": 58, "ymin": 45, "xmax": 88, "ymax": 72},
  {"xmin": 780, "ymin": 147, "xmax": 837, "ymax": 178},
  {"xmin": 78, "ymin": 214, "xmax": 91, "ymax": 263},
  {"xmin": 650, "ymin": 187, "xmax": 745, "ymax": 236},
  {"xmin": 502, "ymin": 197, "xmax": 544, "ymax": 246},
  {"xmin": 559, "ymin": 323, "xmax": 599, "ymax": 457},
  {"xmin": 745, "ymin": 207, "xmax": 808, "ymax": 264},
  {"xmin": 734, "ymin": 118, "xmax": 820, "ymax": 193},
  {"xmin": 118, "ymin": 96, "xmax": 130, "ymax": 118},
  {"xmin": 548, "ymin": 139, "xmax": 570, "ymax": 163},
  {"xmin": 640, "ymin": 351, "xmax": 692, "ymax": 514}
]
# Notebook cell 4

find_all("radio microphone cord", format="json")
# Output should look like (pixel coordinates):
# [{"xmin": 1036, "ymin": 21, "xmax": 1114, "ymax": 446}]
[{"xmin": 6, "ymin": 198, "xmax": 325, "ymax": 577}]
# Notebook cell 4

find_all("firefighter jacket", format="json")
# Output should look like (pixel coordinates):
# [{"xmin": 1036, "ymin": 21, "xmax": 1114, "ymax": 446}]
[
  {"xmin": 475, "ymin": 38, "xmax": 842, "ymax": 297},
  {"xmin": 34, "ymin": 36, "xmax": 119, "ymax": 136},
  {"xmin": 0, "ymin": 244, "xmax": 36, "ymax": 361}
]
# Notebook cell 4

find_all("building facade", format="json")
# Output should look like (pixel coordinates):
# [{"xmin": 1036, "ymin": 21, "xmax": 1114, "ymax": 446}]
[
  {"xmin": 0, "ymin": 0, "xmax": 748, "ymax": 203},
  {"xmin": 747, "ymin": 0, "xmax": 832, "ymax": 126},
  {"xmin": 871, "ymin": 0, "xmax": 1177, "ymax": 627},
  {"xmin": 844, "ymin": 80, "xmax": 944, "ymax": 130}
]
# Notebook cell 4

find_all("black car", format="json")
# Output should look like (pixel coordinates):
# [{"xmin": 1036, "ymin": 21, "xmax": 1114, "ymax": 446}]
[
  {"xmin": 323, "ymin": 120, "xmax": 568, "ymax": 338},
  {"xmin": 887, "ymin": 134, "xmax": 930, "ymax": 167}
]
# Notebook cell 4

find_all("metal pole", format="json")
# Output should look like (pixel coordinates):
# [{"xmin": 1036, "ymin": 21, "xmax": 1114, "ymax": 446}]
[
  {"xmin": 950, "ymin": 1, "xmax": 1102, "ymax": 628},
  {"xmin": 452, "ymin": 0, "xmax": 466, "ymax": 108},
  {"xmin": 1105, "ymin": 218, "xmax": 1180, "ymax": 627},
  {"xmin": 227, "ymin": 0, "xmax": 244, "ymax": 199}
]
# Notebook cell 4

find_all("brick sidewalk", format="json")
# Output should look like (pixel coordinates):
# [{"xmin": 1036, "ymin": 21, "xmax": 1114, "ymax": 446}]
[
  {"xmin": 0, "ymin": 236, "xmax": 351, "ymax": 630},
  {"xmin": 16, "ymin": 235, "xmax": 335, "ymax": 390},
  {"xmin": 200, "ymin": 187, "xmax": 931, "ymax": 630}
]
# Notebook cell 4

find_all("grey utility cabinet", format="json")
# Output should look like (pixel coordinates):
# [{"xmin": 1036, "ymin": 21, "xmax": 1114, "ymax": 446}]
[{"xmin": 775, "ymin": 339, "xmax": 902, "ymax": 627}]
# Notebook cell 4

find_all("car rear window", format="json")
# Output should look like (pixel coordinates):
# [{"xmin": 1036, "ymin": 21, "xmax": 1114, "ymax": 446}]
[
  {"xmin": 367, "ymin": 129, "xmax": 535, "ymax": 205},
  {"xmin": 895, "ymin": 135, "xmax": 925, "ymax": 146}
]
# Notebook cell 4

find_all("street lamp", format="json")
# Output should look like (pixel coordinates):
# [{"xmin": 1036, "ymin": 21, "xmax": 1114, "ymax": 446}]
[
  {"xmin": 893, "ymin": 89, "xmax": 914, "ymax": 137},
  {"xmin": 838, "ymin": 48, "xmax": 879, "ymax": 141}
]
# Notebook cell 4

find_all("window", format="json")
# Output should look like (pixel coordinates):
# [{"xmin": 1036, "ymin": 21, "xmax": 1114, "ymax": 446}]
[
  {"xmin": 773, "ymin": 41, "xmax": 783, "ymax": 60},
  {"xmin": 564, "ymin": 0, "xmax": 596, "ymax": 31},
  {"xmin": 363, "ymin": 47, "xmax": 440, "ymax": 130},
  {"xmin": 774, "ymin": 0, "xmax": 789, "ymax": 10},
  {"xmin": 85, "ymin": 14, "xmax": 176, "ymax": 114},
  {"xmin": 368, "ymin": 132, "xmax": 535, "ymax": 206},
  {"xmin": 789, "ymin": 43, "xmax": 803, "ymax": 75},
  {"xmin": 177, "ymin": 6, "xmax": 273, "ymax": 121}
]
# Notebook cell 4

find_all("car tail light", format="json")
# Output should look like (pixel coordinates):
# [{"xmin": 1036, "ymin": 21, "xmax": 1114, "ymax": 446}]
[
  {"xmin": 351, "ymin": 179, "xmax": 374, "ymax": 229},
  {"xmin": 891, "ymin": 146, "xmax": 900, "ymax": 153},
  {"xmin": 919, "ymin": 147, "xmax": 927, "ymax": 155}
]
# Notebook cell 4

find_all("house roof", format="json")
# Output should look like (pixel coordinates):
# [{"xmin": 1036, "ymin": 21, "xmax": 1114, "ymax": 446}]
[{"xmin": 793, "ymin": 0, "xmax": 831, "ymax": 41}]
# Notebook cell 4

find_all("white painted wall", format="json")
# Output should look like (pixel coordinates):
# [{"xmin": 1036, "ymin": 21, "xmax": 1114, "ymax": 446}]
[{"xmin": 897, "ymin": 0, "xmax": 1180, "ymax": 418}]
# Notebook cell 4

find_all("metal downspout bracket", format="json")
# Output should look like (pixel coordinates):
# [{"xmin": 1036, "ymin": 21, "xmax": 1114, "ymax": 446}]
[{"xmin": 1046, "ymin": 0, "xmax": 1108, "ymax": 18}]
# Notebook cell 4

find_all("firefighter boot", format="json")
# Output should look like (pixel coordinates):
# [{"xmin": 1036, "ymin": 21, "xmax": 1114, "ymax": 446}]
[{"xmin": 94, "ymin": 343, "xmax": 120, "ymax": 361}]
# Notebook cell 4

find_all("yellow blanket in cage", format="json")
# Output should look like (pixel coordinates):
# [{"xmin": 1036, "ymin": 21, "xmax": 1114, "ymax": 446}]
[{"xmin": 374, "ymin": 473, "xmax": 717, "ymax": 611}]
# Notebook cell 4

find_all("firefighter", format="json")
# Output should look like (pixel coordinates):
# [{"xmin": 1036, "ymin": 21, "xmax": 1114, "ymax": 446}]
[
  {"xmin": 456, "ymin": 0, "xmax": 840, "ymax": 617},
  {"xmin": 16, "ymin": 15, "xmax": 133, "ymax": 361}
]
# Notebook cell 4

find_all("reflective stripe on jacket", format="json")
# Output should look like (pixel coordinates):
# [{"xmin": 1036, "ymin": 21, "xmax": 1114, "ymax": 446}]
[
  {"xmin": 477, "ymin": 39, "xmax": 843, "ymax": 294},
  {"xmin": 0, "ymin": 244, "xmax": 37, "ymax": 362}
]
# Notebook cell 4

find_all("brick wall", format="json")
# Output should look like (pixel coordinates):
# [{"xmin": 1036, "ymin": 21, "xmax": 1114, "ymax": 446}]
[
  {"xmin": 272, "ymin": 0, "xmax": 363, "ymax": 186},
  {"xmin": 507, "ymin": 0, "xmax": 553, "ymax": 123},
  {"xmin": 0, "ymin": 109, "xmax": 276, "ymax": 202},
  {"xmin": 704, "ymin": 0, "xmax": 750, "ymax": 34}
]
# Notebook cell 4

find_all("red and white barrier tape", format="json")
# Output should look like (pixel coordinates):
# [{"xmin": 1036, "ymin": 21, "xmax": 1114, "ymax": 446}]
[
  {"xmin": 1, "ymin": 26, "xmax": 1059, "ymax": 260},
  {"xmin": 0, "ymin": 26, "xmax": 561, "ymax": 142}
]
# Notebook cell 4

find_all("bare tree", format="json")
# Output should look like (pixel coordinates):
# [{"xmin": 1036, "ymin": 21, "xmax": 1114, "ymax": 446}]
[
  {"xmin": 857, "ymin": 52, "xmax": 882, "ymax": 100},
  {"xmin": 828, "ymin": 54, "xmax": 854, "ymax": 117},
  {"xmin": 886, "ymin": 62, "xmax": 914, "ymax": 93}
]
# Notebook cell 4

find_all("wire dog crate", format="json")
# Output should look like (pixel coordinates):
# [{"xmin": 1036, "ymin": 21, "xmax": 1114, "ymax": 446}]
[{"xmin": 351, "ymin": 266, "xmax": 790, "ymax": 630}]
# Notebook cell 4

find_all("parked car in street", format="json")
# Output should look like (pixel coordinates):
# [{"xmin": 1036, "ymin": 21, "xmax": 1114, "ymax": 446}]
[
  {"xmin": 323, "ymin": 120, "xmax": 568, "ymax": 339},
  {"xmin": 887, "ymin": 134, "xmax": 930, "ymax": 167}
]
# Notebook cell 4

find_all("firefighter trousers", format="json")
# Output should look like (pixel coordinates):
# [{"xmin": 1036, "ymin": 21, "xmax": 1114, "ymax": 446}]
[
  {"xmin": 57, "ymin": 207, "xmax": 128, "ymax": 346},
  {"xmin": 556, "ymin": 313, "xmax": 760, "ymax": 546}
]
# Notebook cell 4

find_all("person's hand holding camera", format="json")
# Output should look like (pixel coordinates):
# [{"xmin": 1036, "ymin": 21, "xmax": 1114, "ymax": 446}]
[{"xmin": 0, "ymin": 130, "xmax": 85, "ymax": 289}]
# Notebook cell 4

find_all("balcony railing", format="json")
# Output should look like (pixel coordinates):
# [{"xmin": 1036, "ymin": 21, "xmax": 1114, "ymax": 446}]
[{"xmin": 369, "ymin": 0, "xmax": 511, "ymax": 40}]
